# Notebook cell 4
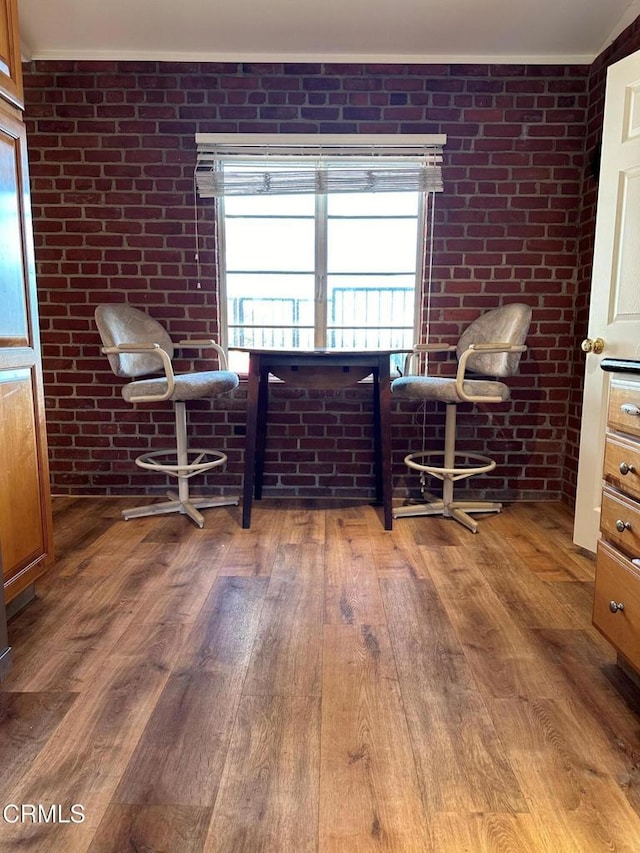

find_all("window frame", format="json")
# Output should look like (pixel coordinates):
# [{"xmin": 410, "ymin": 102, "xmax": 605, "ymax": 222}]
[
  {"xmin": 198, "ymin": 133, "xmax": 445, "ymax": 367},
  {"xmin": 216, "ymin": 185, "xmax": 428, "ymax": 364}
]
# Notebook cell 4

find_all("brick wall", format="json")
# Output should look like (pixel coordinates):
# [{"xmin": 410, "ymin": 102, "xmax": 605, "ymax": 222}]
[{"xmin": 23, "ymin": 59, "xmax": 594, "ymax": 502}]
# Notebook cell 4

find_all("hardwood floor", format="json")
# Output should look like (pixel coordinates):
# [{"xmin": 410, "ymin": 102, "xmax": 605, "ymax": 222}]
[{"xmin": 2, "ymin": 497, "xmax": 640, "ymax": 851}]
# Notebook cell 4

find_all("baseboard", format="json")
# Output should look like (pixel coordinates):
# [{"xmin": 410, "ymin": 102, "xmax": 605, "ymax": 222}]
[{"xmin": 6, "ymin": 583, "xmax": 36, "ymax": 620}]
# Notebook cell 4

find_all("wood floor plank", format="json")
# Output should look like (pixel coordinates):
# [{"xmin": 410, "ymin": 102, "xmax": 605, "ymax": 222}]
[
  {"xmin": 431, "ymin": 812, "xmax": 562, "ymax": 853},
  {"xmin": 423, "ymin": 544, "xmax": 578, "ymax": 700},
  {"xmin": 56, "ymin": 544, "xmax": 168, "ymax": 581},
  {"xmin": 489, "ymin": 696, "xmax": 640, "ymax": 852},
  {"xmin": 9, "ymin": 617, "xmax": 191, "ymax": 703},
  {"xmin": 324, "ymin": 506, "xmax": 386, "ymax": 626},
  {"xmin": 526, "ymin": 627, "xmax": 640, "ymax": 811},
  {"xmin": 0, "ymin": 691, "xmax": 77, "ymax": 792},
  {"xmin": 5, "ymin": 549, "xmax": 187, "ymax": 692},
  {"xmin": 472, "ymin": 531, "xmax": 582, "ymax": 629},
  {"xmin": 4, "ymin": 498, "xmax": 640, "ymax": 851},
  {"xmin": 6, "ymin": 574, "xmax": 107, "ymax": 654},
  {"xmin": 55, "ymin": 507, "xmax": 165, "ymax": 574},
  {"xmin": 319, "ymin": 623, "xmax": 431, "ymax": 852},
  {"xmin": 113, "ymin": 577, "xmax": 267, "ymax": 807},
  {"xmin": 381, "ymin": 577, "xmax": 527, "ymax": 814},
  {"xmin": 489, "ymin": 503, "xmax": 594, "ymax": 582},
  {"xmin": 277, "ymin": 499, "xmax": 326, "ymax": 546},
  {"xmin": 205, "ymin": 695, "xmax": 320, "ymax": 852},
  {"xmin": 123, "ymin": 541, "xmax": 225, "ymax": 627},
  {"xmin": 0, "ymin": 656, "xmax": 172, "ymax": 852},
  {"xmin": 113, "ymin": 670, "xmax": 242, "ymax": 808},
  {"xmin": 395, "ymin": 512, "xmax": 469, "ymax": 549},
  {"xmin": 364, "ymin": 509, "xmax": 432, "ymax": 579},
  {"xmin": 545, "ymin": 578, "xmax": 599, "ymax": 628},
  {"xmin": 50, "ymin": 497, "xmax": 133, "ymax": 561},
  {"xmin": 87, "ymin": 804, "xmax": 212, "ymax": 853},
  {"xmin": 243, "ymin": 544, "xmax": 323, "ymax": 697},
  {"xmin": 217, "ymin": 503, "xmax": 285, "ymax": 576},
  {"xmin": 137, "ymin": 503, "xmax": 239, "ymax": 546}
]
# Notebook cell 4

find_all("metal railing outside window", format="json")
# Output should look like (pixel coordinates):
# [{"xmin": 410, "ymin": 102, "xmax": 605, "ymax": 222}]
[{"xmin": 228, "ymin": 287, "xmax": 414, "ymax": 373}]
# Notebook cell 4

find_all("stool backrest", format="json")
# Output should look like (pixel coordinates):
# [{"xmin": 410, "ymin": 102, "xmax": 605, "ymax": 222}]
[
  {"xmin": 457, "ymin": 303, "xmax": 532, "ymax": 377},
  {"xmin": 95, "ymin": 304, "xmax": 174, "ymax": 379}
]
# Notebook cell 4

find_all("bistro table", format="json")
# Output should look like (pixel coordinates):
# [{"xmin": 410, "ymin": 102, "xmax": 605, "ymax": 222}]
[{"xmin": 235, "ymin": 347, "xmax": 406, "ymax": 530}]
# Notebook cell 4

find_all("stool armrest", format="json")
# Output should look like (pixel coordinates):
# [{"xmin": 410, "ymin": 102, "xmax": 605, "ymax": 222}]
[
  {"xmin": 413, "ymin": 344, "xmax": 457, "ymax": 352},
  {"xmin": 403, "ymin": 343, "xmax": 456, "ymax": 375},
  {"xmin": 177, "ymin": 339, "xmax": 229, "ymax": 370},
  {"xmin": 102, "ymin": 342, "xmax": 176, "ymax": 402},
  {"xmin": 467, "ymin": 343, "xmax": 526, "ymax": 352},
  {"xmin": 455, "ymin": 343, "xmax": 527, "ymax": 403}
]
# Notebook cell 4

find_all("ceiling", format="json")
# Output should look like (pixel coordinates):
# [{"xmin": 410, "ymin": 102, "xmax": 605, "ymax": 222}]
[{"xmin": 18, "ymin": 0, "xmax": 640, "ymax": 66}]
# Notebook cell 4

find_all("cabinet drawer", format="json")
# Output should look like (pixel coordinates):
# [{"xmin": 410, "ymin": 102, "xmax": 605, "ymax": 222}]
[
  {"xmin": 601, "ymin": 487, "xmax": 640, "ymax": 559},
  {"xmin": 593, "ymin": 540, "xmax": 640, "ymax": 666},
  {"xmin": 603, "ymin": 433, "xmax": 640, "ymax": 501},
  {"xmin": 608, "ymin": 378, "xmax": 640, "ymax": 439}
]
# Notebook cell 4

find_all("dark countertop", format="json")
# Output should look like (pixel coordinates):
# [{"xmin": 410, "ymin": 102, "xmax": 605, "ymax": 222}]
[{"xmin": 601, "ymin": 358, "xmax": 640, "ymax": 375}]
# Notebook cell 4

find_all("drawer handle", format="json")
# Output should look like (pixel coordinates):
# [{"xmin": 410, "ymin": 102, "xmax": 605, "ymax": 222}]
[
  {"xmin": 620, "ymin": 462, "xmax": 636, "ymax": 476},
  {"xmin": 609, "ymin": 600, "xmax": 625, "ymax": 613},
  {"xmin": 621, "ymin": 403, "xmax": 640, "ymax": 417},
  {"xmin": 616, "ymin": 519, "xmax": 632, "ymax": 533}
]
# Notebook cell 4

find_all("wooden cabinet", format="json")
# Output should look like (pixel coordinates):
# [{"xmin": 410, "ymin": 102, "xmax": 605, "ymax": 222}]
[
  {"xmin": 0, "ymin": 0, "xmax": 22, "ymax": 109},
  {"xmin": 0, "ymin": 4, "xmax": 53, "ymax": 607},
  {"xmin": 593, "ymin": 371, "xmax": 640, "ymax": 672},
  {"xmin": 0, "ymin": 549, "xmax": 11, "ymax": 680}
]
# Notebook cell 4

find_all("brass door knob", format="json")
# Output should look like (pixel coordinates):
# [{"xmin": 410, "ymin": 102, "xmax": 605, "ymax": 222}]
[{"xmin": 580, "ymin": 337, "xmax": 605, "ymax": 354}]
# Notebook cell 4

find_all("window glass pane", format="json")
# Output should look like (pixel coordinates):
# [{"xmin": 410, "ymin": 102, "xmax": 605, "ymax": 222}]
[
  {"xmin": 225, "ymin": 218, "xmax": 314, "ymax": 272},
  {"xmin": 328, "ymin": 326, "xmax": 414, "ymax": 355},
  {"xmin": 224, "ymin": 193, "xmax": 315, "ymax": 217},
  {"xmin": 227, "ymin": 326, "xmax": 316, "ymax": 373},
  {"xmin": 218, "ymin": 157, "xmax": 425, "ymax": 368},
  {"xmin": 327, "ymin": 274, "xmax": 415, "ymax": 354},
  {"xmin": 328, "ymin": 191, "xmax": 419, "ymax": 217},
  {"xmin": 327, "ymin": 275, "xmax": 415, "ymax": 327},
  {"xmin": 226, "ymin": 272, "xmax": 315, "ymax": 304},
  {"xmin": 327, "ymin": 219, "xmax": 418, "ymax": 274},
  {"xmin": 226, "ymin": 272, "xmax": 315, "ymax": 351}
]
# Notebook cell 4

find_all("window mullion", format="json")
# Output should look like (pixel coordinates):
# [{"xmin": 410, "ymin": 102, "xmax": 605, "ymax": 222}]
[
  {"xmin": 414, "ymin": 191, "xmax": 427, "ymax": 348},
  {"xmin": 216, "ymin": 196, "xmax": 230, "ymax": 352},
  {"xmin": 315, "ymin": 192, "xmax": 328, "ymax": 348}
]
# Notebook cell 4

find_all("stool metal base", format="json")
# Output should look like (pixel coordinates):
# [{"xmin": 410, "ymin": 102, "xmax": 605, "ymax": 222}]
[
  {"xmin": 122, "ymin": 401, "xmax": 238, "ymax": 529},
  {"xmin": 394, "ymin": 402, "xmax": 502, "ymax": 534},
  {"xmin": 393, "ymin": 496, "xmax": 503, "ymax": 534},
  {"xmin": 122, "ymin": 491, "xmax": 239, "ymax": 528}
]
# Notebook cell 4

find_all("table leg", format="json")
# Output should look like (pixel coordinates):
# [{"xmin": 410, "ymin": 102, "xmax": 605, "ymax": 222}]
[
  {"xmin": 377, "ymin": 355, "xmax": 393, "ymax": 530},
  {"xmin": 254, "ymin": 363, "xmax": 269, "ymax": 500},
  {"xmin": 242, "ymin": 353, "xmax": 261, "ymax": 528}
]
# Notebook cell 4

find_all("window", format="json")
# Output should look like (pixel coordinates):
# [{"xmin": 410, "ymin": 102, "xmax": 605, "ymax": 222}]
[{"xmin": 195, "ymin": 135, "xmax": 445, "ymax": 374}]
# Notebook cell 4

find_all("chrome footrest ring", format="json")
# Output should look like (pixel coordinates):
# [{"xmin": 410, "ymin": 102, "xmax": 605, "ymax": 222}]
[
  {"xmin": 404, "ymin": 451, "xmax": 496, "ymax": 482},
  {"xmin": 134, "ymin": 448, "xmax": 227, "ymax": 478}
]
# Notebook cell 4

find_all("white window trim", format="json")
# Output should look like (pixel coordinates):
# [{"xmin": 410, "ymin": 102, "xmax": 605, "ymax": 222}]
[{"xmin": 198, "ymin": 133, "xmax": 446, "ymax": 360}]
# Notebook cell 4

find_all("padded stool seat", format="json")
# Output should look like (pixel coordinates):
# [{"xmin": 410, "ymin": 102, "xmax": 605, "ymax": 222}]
[
  {"xmin": 392, "ymin": 375, "xmax": 511, "ymax": 404},
  {"xmin": 122, "ymin": 370, "xmax": 238, "ymax": 403}
]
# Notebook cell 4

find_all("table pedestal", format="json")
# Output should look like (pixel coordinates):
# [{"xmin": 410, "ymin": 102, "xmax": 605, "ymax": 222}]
[{"xmin": 239, "ymin": 349, "xmax": 397, "ymax": 530}]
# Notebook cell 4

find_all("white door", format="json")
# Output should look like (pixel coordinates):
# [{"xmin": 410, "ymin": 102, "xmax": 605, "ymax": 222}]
[{"xmin": 574, "ymin": 49, "xmax": 640, "ymax": 552}]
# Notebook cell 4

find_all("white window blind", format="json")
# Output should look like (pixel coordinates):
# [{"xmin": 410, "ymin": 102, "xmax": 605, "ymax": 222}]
[{"xmin": 195, "ymin": 133, "xmax": 446, "ymax": 197}]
